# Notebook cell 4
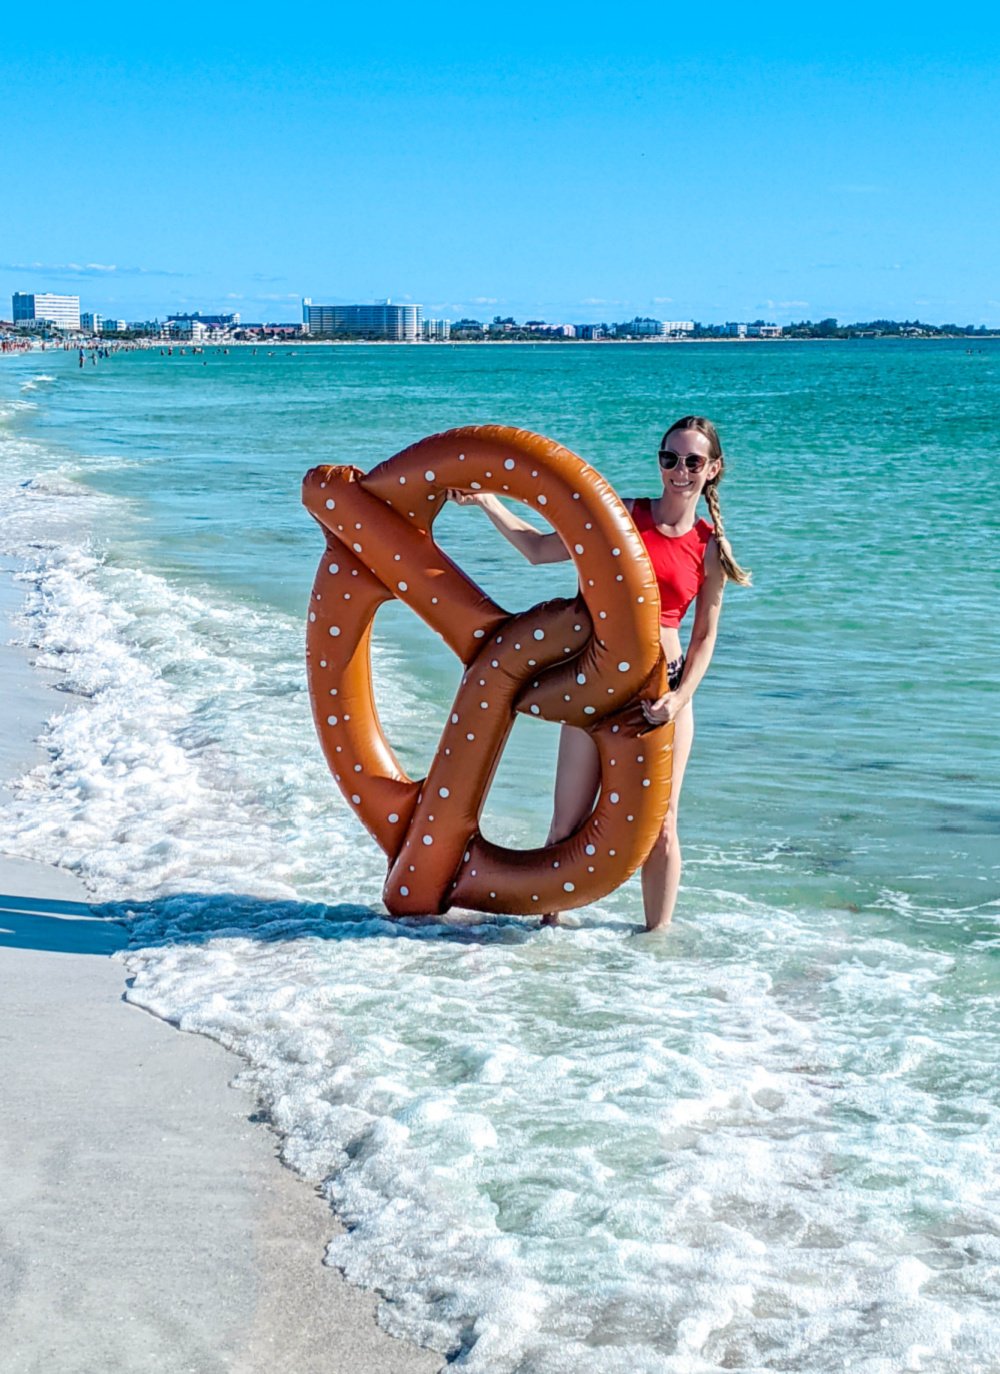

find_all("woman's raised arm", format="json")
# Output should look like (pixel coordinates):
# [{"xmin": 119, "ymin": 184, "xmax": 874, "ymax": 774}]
[{"xmin": 446, "ymin": 490, "xmax": 571, "ymax": 565}]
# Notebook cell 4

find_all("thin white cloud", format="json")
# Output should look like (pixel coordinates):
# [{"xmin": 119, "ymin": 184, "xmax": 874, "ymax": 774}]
[
  {"xmin": 470, "ymin": 296, "xmax": 499, "ymax": 305},
  {"xmin": 779, "ymin": 300, "xmax": 809, "ymax": 309},
  {"xmin": 651, "ymin": 297, "xmax": 673, "ymax": 304},
  {"xmin": 2, "ymin": 261, "xmax": 187, "ymax": 279}
]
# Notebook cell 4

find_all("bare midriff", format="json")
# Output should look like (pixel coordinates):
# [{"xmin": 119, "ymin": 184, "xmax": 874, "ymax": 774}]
[{"xmin": 659, "ymin": 626, "xmax": 684, "ymax": 665}]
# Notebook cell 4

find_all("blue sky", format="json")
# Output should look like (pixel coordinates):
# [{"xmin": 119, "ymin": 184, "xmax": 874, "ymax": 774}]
[{"xmin": 4, "ymin": 1, "xmax": 999, "ymax": 325}]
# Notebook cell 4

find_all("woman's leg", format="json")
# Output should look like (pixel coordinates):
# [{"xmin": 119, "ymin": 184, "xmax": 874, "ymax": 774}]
[
  {"xmin": 640, "ymin": 702, "xmax": 695, "ymax": 931},
  {"xmin": 541, "ymin": 726, "xmax": 601, "ymax": 925},
  {"xmin": 545, "ymin": 725, "xmax": 601, "ymax": 844}
]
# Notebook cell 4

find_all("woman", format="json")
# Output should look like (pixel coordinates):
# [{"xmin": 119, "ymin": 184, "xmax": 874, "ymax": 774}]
[{"xmin": 447, "ymin": 417, "xmax": 750, "ymax": 931}]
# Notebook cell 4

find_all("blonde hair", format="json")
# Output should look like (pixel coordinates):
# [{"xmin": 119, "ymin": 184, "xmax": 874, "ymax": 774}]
[{"xmin": 661, "ymin": 416, "xmax": 752, "ymax": 587}]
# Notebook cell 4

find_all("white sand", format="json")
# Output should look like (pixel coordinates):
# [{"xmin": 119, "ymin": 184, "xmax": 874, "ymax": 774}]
[{"xmin": 0, "ymin": 565, "xmax": 442, "ymax": 1373}]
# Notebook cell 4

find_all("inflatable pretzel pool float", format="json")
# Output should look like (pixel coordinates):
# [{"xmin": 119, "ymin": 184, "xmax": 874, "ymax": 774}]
[{"xmin": 302, "ymin": 425, "xmax": 675, "ymax": 917}]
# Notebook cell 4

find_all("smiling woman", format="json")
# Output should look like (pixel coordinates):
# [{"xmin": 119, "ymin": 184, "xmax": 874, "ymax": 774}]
[{"xmin": 450, "ymin": 414, "xmax": 751, "ymax": 930}]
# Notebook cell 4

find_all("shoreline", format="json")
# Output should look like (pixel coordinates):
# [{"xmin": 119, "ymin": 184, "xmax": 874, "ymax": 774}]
[{"xmin": 0, "ymin": 561, "xmax": 443, "ymax": 1374}]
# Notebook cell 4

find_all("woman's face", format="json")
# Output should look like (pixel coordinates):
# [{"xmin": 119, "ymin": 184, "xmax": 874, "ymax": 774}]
[{"xmin": 659, "ymin": 428, "xmax": 722, "ymax": 499}]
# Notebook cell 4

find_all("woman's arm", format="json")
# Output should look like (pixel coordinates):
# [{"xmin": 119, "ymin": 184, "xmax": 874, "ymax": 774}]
[
  {"xmin": 446, "ymin": 490, "xmax": 571, "ymax": 565},
  {"xmin": 641, "ymin": 538, "xmax": 726, "ymax": 725}
]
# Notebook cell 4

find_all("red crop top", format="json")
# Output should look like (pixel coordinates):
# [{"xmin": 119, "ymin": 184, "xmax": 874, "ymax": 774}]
[{"xmin": 631, "ymin": 499, "xmax": 714, "ymax": 629}]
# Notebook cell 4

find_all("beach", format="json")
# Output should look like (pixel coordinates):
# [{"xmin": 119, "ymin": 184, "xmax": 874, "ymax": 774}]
[
  {"xmin": 0, "ymin": 568, "xmax": 442, "ymax": 1371},
  {"xmin": 1, "ymin": 341, "xmax": 999, "ymax": 1371}
]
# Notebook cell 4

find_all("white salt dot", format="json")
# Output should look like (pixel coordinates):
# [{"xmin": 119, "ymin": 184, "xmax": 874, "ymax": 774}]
[
  {"xmin": 584, "ymin": 706, "xmax": 596, "ymax": 714},
  {"xmin": 537, "ymin": 494, "xmax": 547, "ymax": 505},
  {"xmin": 423, "ymin": 835, "xmax": 433, "ymax": 845},
  {"xmin": 496, "ymin": 636, "xmax": 503, "ymax": 643},
  {"xmin": 325, "ymin": 498, "xmax": 335, "ymax": 509},
  {"xmin": 553, "ymin": 861, "xmax": 560, "ymax": 868},
  {"xmin": 530, "ymin": 704, "xmax": 540, "ymax": 714},
  {"xmin": 464, "ymin": 851, "xmax": 471, "ymax": 861},
  {"xmin": 564, "ymin": 694, "xmax": 571, "ymax": 701},
  {"xmin": 398, "ymin": 581, "xmax": 408, "ymax": 592},
  {"xmin": 479, "ymin": 679, "xmax": 486, "ymax": 686},
  {"xmin": 618, "ymin": 661, "xmax": 630, "ymax": 672},
  {"xmin": 473, "ymin": 629, "xmax": 485, "ymax": 638},
  {"xmin": 400, "ymin": 885, "xmax": 409, "ymax": 896},
  {"xmin": 355, "ymin": 522, "xmax": 362, "ymax": 530},
  {"xmin": 528, "ymin": 659, "xmax": 536, "ymax": 666},
  {"xmin": 637, "ymin": 596, "xmax": 644, "ymax": 603},
  {"xmin": 351, "ymin": 794, "xmax": 361, "ymax": 804},
  {"xmin": 573, "ymin": 624, "xmax": 581, "ymax": 631},
  {"xmin": 326, "ymin": 715, "xmax": 338, "ymax": 725},
  {"xmin": 343, "ymin": 593, "xmax": 350, "ymax": 600},
  {"xmin": 585, "ymin": 523, "xmax": 592, "ymax": 530},
  {"xmin": 616, "ymin": 574, "xmax": 623, "ymax": 581},
  {"xmin": 491, "ymin": 659, "xmax": 499, "ymax": 667},
  {"xmin": 504, "ymin": 458, "xmax": 515, "ymax": 469},
  {"xmin": 599, "ymin": 612, "xmax": 607, "ymax": 619},
  {"xmin": 514, "ymin": 643, "xmax": 521, "ymax": 650},
  {"xmin": 459, "ymin": 453, "xmax": 465, "ymax": 459},
  {"xmin": 388, "ymin": 812, "xmax": 399, "ymax": 823},
  {"xmin": 329, "ymin": 626, "xmax": 341, "ymax": 636},
  {"xmin": 612, "ymin": 547, "xmax": 620, "ymax": 556},
  {"xmin": 309, "ymin": 612, "xmax": 316, "ymax": 621},
  {"xmin": 394, "ymin": 553, "xmax": 401, "ymax": 560},
  {"xmin": 329, "ymin": 688, "xmax": 337, "ymax": 696},
  {"xmin": 574, "ymin": 543, "xmax": 584, "ymax": 554},
  {"xmin": 573, "ymin": 492, "xmax": 580, "ymax": 499},
  {"xmin": 328, "ymin": 563, "xmax": 339, "ymax": 574},
  {"xmin": 643, "ymin": 778, "xmax": 651, "ymax": 787},
  {"xmin": 439, "ymin": 787, "xmax": 449, "ymax": 798},
  {"xmin": 607, "ymin": 687, "xmax": 614, "ymax": 694},
  {"xmin": 576, "ymin": 673, "xmax": 586, "ymax": 685},
  {"xmin": 627, "ymin": 814, "xmax": 634, "ymax": 821},
  {"xmin": 399, "ymin": 475, "xmax": 406, "ymax": 484},
  {"xmin": 485, "ymin": 471, "xmax": 492, "ymax": 477},
  {"xmin": 425, "ymin": 470, "xmax": 435, "ymax": 481},
  {"xmin": 609, "ymin": 848, "xmax": 616, "ymax": 856},
  {"xmin": 563, "ymin": 882, "xmax": 575, "ymax": 893},
  {"xmin": 610, "ymin": 792, "xmax": 620, "ymax": 803},
  {"xmin": 471, "ymin": 869, "xmax": 477, "ymax": 876},
  {"xmin": 490, "ymin": 892, "xmax": 496, "ymax": 898},
  {"xmin": 452, "ymin": 713, "xmax": 459, "ymax": 723},
  {"xmin": 320, "ymin": 660, "xmax": 327, "ymax": 667},
  {"xmin": 588, "ymin": 865, "xmax": 594, "ymax": 872},
  {"xmin": 480, "ymin": 701, "xmax": 488, "ymax": 709},
  {"xmin": 637, "ymin": 755, "xmax": 643, "ymax": 762},
  {"xmin": 353, "ymin": 542, "xmax": 362, "ymax": 552},
  {"xmin": 354, "ymin": 764, "xmax": 362, "ymax": 772},
  {"xmin": 585, "ymin": 844, "xmax": 596, "ymax": 855},
  {"xmin": 612, "ymin": 725, "xmax": 619, "ymax": 733},
  {"xmin": 532, "ymin": 895, "xmax": 539, "ymax": 901},
  {"xmin": 533, "ymin": 629, "xmax": 545, "ymax": 640},
  {"xmin": 467, "ymin": 732, "xmax": 475, "ymax": 741},
  {"xmin": 470, "ymin": 481, "xmax": 481, "ymax": 490},
  {"xmin": 431, "ymin": 597, "xmax": 438, "ymax": 604}
]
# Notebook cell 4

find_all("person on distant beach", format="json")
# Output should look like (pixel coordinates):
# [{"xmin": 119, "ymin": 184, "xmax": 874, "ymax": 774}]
[{"xmin": 447, "ymin": 416, "xmax": 750, "ymax": 931}]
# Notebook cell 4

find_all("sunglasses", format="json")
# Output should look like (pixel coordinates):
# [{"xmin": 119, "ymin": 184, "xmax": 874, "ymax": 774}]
[{"xmin": 658, "ymin": 449, "xmax": 710, "ymax": 473}]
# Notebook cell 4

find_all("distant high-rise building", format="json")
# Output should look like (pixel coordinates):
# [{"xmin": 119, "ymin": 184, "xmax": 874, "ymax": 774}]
[
  {"xmin": 80, "ymin": 312, "xmax": 104, "ymax": 334},
  {"xmin": 422, "ymin": 318, "xmax": 451, "ymax": 341},
  {"xmin": 102, "ymin": 320, "xmax": 127, "ymax": 334},
  {"xmin": 302, "ymin": 299, "xmax": 422, "ymax": 341},
  {"xmin": 12, "ymin": 292, "xmax": 81, "ymax": 330}
]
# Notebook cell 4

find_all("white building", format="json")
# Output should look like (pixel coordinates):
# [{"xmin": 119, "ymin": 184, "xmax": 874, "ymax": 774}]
[
  {"xmin": 422, "ymin": 318, "xmax": 452, "ymax": 341},
  {"xmin": 662, "ymin": 321, "xmax": 695, "ymax": 335},
  {"xmin": 80, "ymin": 312, "xmax": 104, "ymax": 334},
  {"xmin": 12, "ymin": 292, "xmax": 81, "ymax": 330},
  {"xmin": 166, "ymin": 318, "xmax": 207, "ymax": 340},
  {"xmin": 102, "ymin": 320, "xmax": 127, "ymax": 334},
  {"xmin": 302, "ymin": 299, "xmax": 422, "ymax": 341}
]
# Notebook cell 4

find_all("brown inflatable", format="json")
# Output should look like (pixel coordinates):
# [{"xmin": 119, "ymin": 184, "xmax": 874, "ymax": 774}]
[{"xmin": 302, "ymin": 425, "xmax": 675, "ymax": 917}]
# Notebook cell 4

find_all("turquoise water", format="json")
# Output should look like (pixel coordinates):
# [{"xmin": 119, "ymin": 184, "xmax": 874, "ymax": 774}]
[{"xmin": 2, "ymin": 342, "xmax": 999, "ymax": 1370}]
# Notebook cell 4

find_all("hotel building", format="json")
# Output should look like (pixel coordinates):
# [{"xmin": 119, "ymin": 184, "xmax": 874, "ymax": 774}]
[
  {"xmin": 12, "ymin": 293, "xmax": 81, "ymax": 330},
  {"xmin": 302, "ymin": 299, "xmax": 422, "ymax": 341}
]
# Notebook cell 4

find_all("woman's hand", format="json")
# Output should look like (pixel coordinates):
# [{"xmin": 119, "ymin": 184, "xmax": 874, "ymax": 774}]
[
  {"xmin": 641, "ymin": 692, "xmax": 686, "ymax": 727},
  {"xmin": 446, "ymin": 487, "xmax": 492, "ymax": 508}
]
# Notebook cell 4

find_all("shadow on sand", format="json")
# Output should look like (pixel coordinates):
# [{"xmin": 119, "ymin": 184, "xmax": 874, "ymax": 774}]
[{"xmin": 0, "ymin": 889, "xmax": 540, "ymax": 957}]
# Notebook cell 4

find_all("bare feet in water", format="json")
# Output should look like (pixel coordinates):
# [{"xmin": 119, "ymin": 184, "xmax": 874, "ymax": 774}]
[{"xmin": 540, "ymin": 912, "xmax": 561, "ymax": 927}]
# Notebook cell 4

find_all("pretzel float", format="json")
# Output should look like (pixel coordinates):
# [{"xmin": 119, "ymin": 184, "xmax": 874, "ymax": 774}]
[{"xmin": 302, "ymin": 425, "xmax": 674, "ymax": 917}]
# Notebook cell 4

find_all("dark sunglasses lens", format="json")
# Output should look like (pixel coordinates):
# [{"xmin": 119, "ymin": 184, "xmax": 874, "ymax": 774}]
[
  {"xmin": 659, "ymin": 452, "xmax": 680, "ymax": 469},
  {"xmin": 685, "ymin": 455, "xmax": 707, "ymax": 472}
]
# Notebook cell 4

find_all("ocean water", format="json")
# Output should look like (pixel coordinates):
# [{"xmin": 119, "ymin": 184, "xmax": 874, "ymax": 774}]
[{"xmin": 2, "ymin": 341, "xmax": 999, "ymax": 1371}]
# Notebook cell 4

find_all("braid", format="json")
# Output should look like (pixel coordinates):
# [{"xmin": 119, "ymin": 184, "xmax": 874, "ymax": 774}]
[{"xmin": 703, "ymin": 480, "xmax": 752, "ymax": 586}]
